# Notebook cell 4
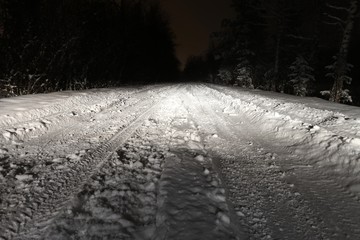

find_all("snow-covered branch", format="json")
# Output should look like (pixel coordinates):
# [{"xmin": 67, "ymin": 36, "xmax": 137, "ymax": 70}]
[
  {"xmin": 323, "ymin": 21, "xmax": 344, "ymax": 31},
  {"xmin": 323, "ymin": 13, "xmax": 346, "ymax": 24},
  {"xmin": 286, "ymin": 34, "xmax": 313, "ymax": 41},
  {"xmin": 326, "ymin": 3, "xmax": 350, "ymax": 12}
]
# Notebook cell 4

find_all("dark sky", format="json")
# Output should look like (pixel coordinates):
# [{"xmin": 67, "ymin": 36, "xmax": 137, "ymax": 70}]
[{"xmin": 159, "ymin": 0, "xmax": 234, "ymax": 68}]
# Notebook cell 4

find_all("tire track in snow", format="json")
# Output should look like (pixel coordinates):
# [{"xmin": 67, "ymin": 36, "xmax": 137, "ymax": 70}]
[
  {"xmin": 151, "ymin": 89, "xmax": 239, "ymax": 239},
  {"xmin": 28, "ymin": 86, "xmax": 239, "ymax": 240},
  {"xmin": 191, "ymin": 84, "xmax": 360, "ymax": 239},
  {"xmin": 0, "ymin": 85, "xmax": 179, "ymax": 240},
  {"xmin": 171, "ymin": 84, "xmax": 247, "ymax": 239},
  {"xmin": 284, "ymin": 167, "xmax": 360, "ymax": 239},
  {"xmin": 184, "ymin": 84, "xmax": 323, "ymax": 239},
  {"xmin": 40, "ymin": 139, "xmax": 169, "ymax": 240},
  {"xmin": 35, "ymin": 93, "xmax": 185, "ymax": 240},
  {"xmin": 0, "ymin": 86, "xmax": 171, "ymax": 222}
]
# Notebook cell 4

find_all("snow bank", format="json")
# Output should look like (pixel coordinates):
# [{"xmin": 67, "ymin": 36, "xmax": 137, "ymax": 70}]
[
  {"xmin": 206, "ymin": 84, "xmax": 360, "ymax": 188},
  {"xmin": 0, "ymin": 89, "xmax": 128, "ymax": 127},
  {"xmin": 0, "ymin": 86, "xmax": 162, "ymax": 143}
]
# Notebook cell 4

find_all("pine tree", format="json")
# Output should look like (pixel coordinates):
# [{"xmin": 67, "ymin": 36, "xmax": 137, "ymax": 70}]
[
  {"xmin": 288, "ymin": 56, "xmax": 315, "ymax": 96},
  {"xmin": 217, "ymin": 67, "xmax": 233, "ymax": 85},
  {"xmin": 233, "ymin": 57, "xmax": 254, "ymax": 88},
  {"xmin": 322, "ymin": 56, "xmax": 353, "ymax": 103},
  {"xmin": 209, "ymin": 10, "xmax": 255, "ymax": 87}
]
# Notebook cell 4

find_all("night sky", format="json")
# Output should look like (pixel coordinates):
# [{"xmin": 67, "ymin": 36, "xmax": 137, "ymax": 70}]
[{"xmin": 159, "ymin": 0, "xmax": 234, "ymax": 68}]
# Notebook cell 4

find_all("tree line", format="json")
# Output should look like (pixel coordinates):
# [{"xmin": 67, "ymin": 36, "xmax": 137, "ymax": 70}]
[
  {"xmin": 0, "ymin": 0, "xmax": 179, "ymax": 97},
  {"xmin": 184, "ymin": 0, "xmax": 360, "ymax": 105}
]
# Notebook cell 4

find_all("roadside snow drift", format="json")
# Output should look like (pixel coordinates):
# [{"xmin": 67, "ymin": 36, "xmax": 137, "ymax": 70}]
[{"xmin": 206, "ymin": 84, "xmax": 360, "ymax": 190}]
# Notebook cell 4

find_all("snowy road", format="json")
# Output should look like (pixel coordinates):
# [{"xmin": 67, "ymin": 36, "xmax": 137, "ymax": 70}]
[{"xmin": 1, "ymin": 84, "xmax": 360, "ymax": 240}]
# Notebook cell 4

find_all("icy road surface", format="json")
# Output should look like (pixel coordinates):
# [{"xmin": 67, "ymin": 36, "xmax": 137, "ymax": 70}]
[{"xmin": 1, "ymin": 84, "xmax": 360, "ymax": 240}]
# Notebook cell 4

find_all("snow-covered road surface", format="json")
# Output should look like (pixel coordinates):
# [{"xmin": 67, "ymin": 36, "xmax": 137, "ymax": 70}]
[{"xmin": 0, "ymin": 83, "xmax": 360, "ymax": 240}]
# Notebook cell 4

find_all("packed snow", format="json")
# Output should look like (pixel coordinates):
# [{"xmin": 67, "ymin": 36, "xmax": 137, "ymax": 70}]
[{"xmin": 0, "ymin": 83, "xmax": 360, "ymax": 240}]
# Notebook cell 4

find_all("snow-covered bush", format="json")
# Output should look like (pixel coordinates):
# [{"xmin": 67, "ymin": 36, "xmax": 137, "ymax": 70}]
[
  {"xmin": 233, "ymin": 59, "xmax": 254, "ymax": 89},
  {"xmin": 263, "ymin": 68, "xmax": 276, "ymax": 91},
  {"xmin": 320, "ymin": 89, "xmax": 352, "ymax": 103},
  {"xmin": 325, "ymin": 56, "xmax": 353, "ymax": 85},
  {"xmin": 288, "ymin": 56, "xmax": 315, "ymax": 97},
  {"xmin": 0, "ymin": 79, "xmax": 17, "ymax": 97},
  {"xmin": 217, "ymin": 67, "xmax": 233, "ymax": 84}
]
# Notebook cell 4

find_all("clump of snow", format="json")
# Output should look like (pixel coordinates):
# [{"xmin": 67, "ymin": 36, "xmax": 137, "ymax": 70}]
[{"xmin": 195, "ymin": 154, "xmax": 205, "ymax": 162}]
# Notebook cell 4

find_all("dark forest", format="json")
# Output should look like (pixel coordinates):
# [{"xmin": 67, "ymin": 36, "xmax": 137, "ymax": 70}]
[
  {"xmin": 0, "ymin": 0, "xmax": 179, "ymax": 96},
  {"xmin": 184, "ymin": 0, "xmax": 360, "ymax": 105}
]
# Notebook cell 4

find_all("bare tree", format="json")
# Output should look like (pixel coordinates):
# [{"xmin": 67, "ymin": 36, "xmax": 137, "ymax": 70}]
[{"xmin": 324, "ymin": 0, "xmax": 359, "ymax": 102}]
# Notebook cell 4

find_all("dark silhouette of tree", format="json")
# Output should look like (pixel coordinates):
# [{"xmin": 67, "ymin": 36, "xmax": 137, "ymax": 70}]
[{"xmin": 323, "ymin": 0, "xmax": 359, "ymax": 102}]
